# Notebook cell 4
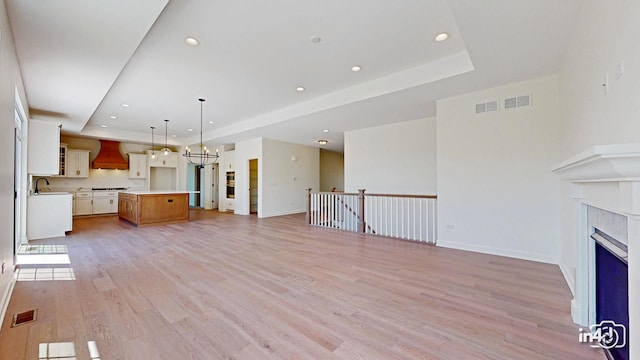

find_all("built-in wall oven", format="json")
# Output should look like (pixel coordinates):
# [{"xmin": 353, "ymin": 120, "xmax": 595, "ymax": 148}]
[{"xmin": 226, "ymin": 171, "xmax": 235, "ymax": 199}]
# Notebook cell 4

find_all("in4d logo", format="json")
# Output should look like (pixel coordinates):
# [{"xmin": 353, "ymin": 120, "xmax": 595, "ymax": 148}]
[{"xmin": 578, "ymin": 320, "xmax": 626, "ymax": 350}]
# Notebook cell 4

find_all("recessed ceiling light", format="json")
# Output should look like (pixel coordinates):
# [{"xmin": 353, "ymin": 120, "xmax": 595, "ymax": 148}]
[
  {"xmin": 185, "ymin": 37, "xmax": 199, "ymax": 46},
  {"xmin": 171, "ymin": 134, "xmax": 176, "ymax": 138},
  {"xmin": 317, "ymin": 140, "xmax": 328, "ymax": 145},
  {"xmin": 309, "ymin": 36, "xmax": 322, "ymax": 44},
  {"xmin": 434, "ymin": 33, "xmax": 449, "ymax": 42},
  {"xmin": 109, "ymin": 115, "xmax": 117, "ymax": 119},
  {"xmin": 296, "ymin": 86, "xmax": 305, "ymax": 92},
  {"xmin": 323, "ymin": 129, "xmax": 329, "ymax": 133},
  {"xmin": 188, "ymin": 128, "xmax": 193, "ymax": 132},
  {"xmin": 100, "ymin": 125, "xmax": 108, "ymax": 128},
  {"xmin": 351, "ymin": 65, "xmax": 361, "ymax": 72},
  {"xmin": 208, "ymin": 121, "xmax": 213, "ymax": 124},
  {"xmin": 121, "ymin": 103, "xmax": 130, "ymax": 108}
]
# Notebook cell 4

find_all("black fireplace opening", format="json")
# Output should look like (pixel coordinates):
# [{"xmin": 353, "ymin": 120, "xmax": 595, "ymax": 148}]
[{"xmin": 595, "ymin": 231, "xmax": 629, "ymax": 360}]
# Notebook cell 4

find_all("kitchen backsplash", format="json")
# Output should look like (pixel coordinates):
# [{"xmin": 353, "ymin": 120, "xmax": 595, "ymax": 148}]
[{"xmin": 39, "ymin": 169, "xmax": 147, "ymax": 192}]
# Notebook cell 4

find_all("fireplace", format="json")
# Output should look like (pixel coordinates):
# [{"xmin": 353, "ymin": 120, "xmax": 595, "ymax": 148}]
[
  {"xmin": 593, "ymin": 228, "xmax": 629, "ymax": 359},
  {"xmin": 553, "ymin": 143, "xmax": 640, "ymax": 358}
]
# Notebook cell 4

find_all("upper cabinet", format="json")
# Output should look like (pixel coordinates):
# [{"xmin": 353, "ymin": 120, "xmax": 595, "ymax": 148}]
[
  {"xmin": 67, "ymin": 149, "xmax": 90, "ymax": 178},
  {"xmin": 147, "ymin": 150, "xmax": 178, "ymax": 168},
  {"xmin": 129, "ymin": 153, "xmax": 148, "ymax": 178},
  {"xmin": 57, "ymin": 143, "xmax": 68, "ymax": 176},
  {"xmin": 27, "ymin": 120, "xmax": 60, "ymax": 175},
  {"xmin": 225, "ymin": 150, "xmax": 235, "ymax": 171}
]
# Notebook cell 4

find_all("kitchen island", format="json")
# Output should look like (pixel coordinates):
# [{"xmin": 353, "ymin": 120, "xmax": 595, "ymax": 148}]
[{"xmin": 118, "ymin": 191, "xmax": 190, "ymax": 226}]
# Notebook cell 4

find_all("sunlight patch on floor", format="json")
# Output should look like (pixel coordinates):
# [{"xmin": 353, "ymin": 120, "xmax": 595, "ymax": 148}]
[
  {"xmin": 16, "ymin": 267, "xmax": 76, "ymax": 281},
  {"xmin": 38, "ymin": 341, "xmax": 101, "ymax": 360},
  {"xmin": 18, "ymin": 244, "xmax": 68, "ymax": 255},
  {"xmin": 16, "ymin": 254, "xmax": 71, "ymax": 265}
]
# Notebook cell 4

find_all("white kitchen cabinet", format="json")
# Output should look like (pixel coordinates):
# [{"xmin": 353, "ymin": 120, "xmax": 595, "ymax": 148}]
[
  {"xmin": 129, "ymin": 153, "xmax": 148, "ymax": 178},
  {"xmin": 67, "ymin": 149, "xmax": 90, "ymax": 178},
  {"xmin": 147, "ymin": 150, "xmax": 178, "ymax": 168},
  {"xmin": 27, "ymin": 193, "xmax": 72, "ymax": 240},
  {"xmin": 53, "ymin": 143, "xmax": 68, "ymax": 177},
  {"xmin": 92, "ymin": 191, "xmax": 118, "ymax": 214},
  {"xmin": 27, "ymin": 120, "xmax": 61, "ymax": 175},
  {"xmin": 74, "ymin": 191, "xmax": 93, "ymax": 216}
]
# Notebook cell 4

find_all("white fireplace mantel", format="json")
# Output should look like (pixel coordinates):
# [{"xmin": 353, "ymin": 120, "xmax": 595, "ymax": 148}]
[
  {"xmin": 554, "ymin": 143, "xmax": 640, "ymax": 356},
  {"xmin": 553, "ymin": 143, "xmax": 640, "ymax": 183}
]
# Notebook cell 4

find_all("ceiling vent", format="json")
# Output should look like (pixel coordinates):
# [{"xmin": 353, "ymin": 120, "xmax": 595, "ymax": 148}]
[
  {"xmin": 92, "ymin": 140, "xmax": 128, "ymax": 170},
  {"xmin": 475, "ymin": 100, "xmax": 499, "ymax": 114},
  {"xmin": 504, "ymin": 94, "xmax": 532, "ymax": 110}
]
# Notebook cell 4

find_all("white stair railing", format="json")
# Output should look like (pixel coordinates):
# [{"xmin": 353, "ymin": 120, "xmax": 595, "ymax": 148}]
[
  {"xmin": 306, "ymin": 189, "xmax": 437, "ymax": 244},
  {"xmin": 308, "ymin": 191, "xmax": 359, "ymax": 232},
  {"xmin": 364, "ymin": 194, "xmax": 436, "ymax": 244}
]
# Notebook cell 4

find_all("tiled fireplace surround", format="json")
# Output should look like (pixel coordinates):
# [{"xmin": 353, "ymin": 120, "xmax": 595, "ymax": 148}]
[{"xmin": 554, "ymin": 143, "xmax": 640, "ymax": 355}]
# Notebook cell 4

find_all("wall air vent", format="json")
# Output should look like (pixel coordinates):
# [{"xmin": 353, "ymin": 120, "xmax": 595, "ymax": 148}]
[
  {"xmin": 504, "ymin": 94, "xmax": 532, "ymax": 110},
  {"xmin": 486, "ymin": 100, "xmax": 498, "ymax": 112},
  {"xmin": 475, "ymin": 100, "xmax": 499, "ymax": 114}
]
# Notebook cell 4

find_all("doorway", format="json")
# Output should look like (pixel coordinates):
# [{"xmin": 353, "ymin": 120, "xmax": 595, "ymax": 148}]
[
  {"xmin": 14, "ymin": 127, "xmax": 22, "ymax": 254},
  {"xmin": 211, "ymin": 164, "xmax": 219, "ymax": 209},
  {"xmin": 187, "ymin": 163, "xmax": 204, "ymax": 208},
  {"xmin": 249, "ymin": 159, "xmax": 258, "ymax": 214},
  {"xmin": 14, "ymin": 109, "xmax": 23, "ymax": 255}
]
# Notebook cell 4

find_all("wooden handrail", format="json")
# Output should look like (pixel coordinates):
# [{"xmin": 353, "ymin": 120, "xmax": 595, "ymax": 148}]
[
  {"xmin": 309, "ymin": 191, "xmax": 436, "ymax": 199},
  {"xmin": 365, "ymin": 194, "xmax": 437, "ymax": 199}
]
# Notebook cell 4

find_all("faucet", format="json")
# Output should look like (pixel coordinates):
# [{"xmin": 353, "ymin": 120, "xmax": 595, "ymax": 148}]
[{"xmin": 34, "ymin": 177, "xmax": 49, "ymax": 194}]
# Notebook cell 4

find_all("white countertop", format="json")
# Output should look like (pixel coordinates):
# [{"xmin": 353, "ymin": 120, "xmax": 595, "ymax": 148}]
[{"xmin": 31, "ymin": 191, "xmax": 72, "ymax": 197}]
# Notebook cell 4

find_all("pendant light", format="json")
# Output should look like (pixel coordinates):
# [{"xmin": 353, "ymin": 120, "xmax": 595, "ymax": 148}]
[
  {"xmin": 150, "ymin": 126, "xmax": 156, "ymax": 159},
  {"xmin": 160, "ymin": 119, "xmax": 171, "ymax": 156},
  {"xmin": 183, "ymin": 98, "xmax": 219, "ymax": 168}
]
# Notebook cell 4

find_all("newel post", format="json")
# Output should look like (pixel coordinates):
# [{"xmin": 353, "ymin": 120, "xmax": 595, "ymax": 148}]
[
  {"xmin": 357, "ymin": 189, "xmax": 366, "ymax": 233},
  {"xmin": 305, "ymin": 188, "xmax": 312, "ymax": 225}
]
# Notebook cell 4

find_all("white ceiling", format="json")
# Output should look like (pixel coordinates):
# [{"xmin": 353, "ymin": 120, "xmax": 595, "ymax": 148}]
[{"xmin": 7, "ymin": 0, "xmax": 581, "ymax": 152}]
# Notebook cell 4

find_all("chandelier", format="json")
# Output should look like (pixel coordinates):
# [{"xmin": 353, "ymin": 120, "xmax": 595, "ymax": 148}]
[{"xmin": 183, "ymin": 98, "xmax": 219, "ymax": 168}]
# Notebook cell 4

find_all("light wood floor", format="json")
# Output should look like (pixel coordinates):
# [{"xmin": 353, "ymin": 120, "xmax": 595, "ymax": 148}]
[{"xmin": 1, "ymin": 210, "xmax": 604, "ymax": 359}]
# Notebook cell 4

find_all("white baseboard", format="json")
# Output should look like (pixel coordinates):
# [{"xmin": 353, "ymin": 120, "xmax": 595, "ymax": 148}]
[
  {"xmin": 436, "ymin": 240, "xmax": 559, "ymax": 265},
  {"xmin": 559, "ymin": 260, "xmax": 576, "ymax": 296},
  {"xmin": 260, "ymin": 209, "xmax": 305, "ymax": 218},
  {"xmin": 0, "ymin": 276, "xmax": 16, "ymax": 332},
  {"xmin": 571, "ymin": 298, "xmax": 588, "ymax": 326}
]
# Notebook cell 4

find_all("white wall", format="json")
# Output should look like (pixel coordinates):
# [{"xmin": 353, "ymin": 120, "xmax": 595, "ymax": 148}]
[
  {"xmin": 344, "ymin": 117, "xmax": 437, "ymax": 194},
  {"xmin": 559, "ymin": 1, "xmax": 640, "ymax": 158},
  {"xmin": 436, "ymin": 75, "xmax": 562, "ymax": 263},
  {"xmin": 261, "ymin": 138, "xmax": 319, "ymax": 218},
  {"xmin": 0, "ymin": 1, "xmax": 29, "ymax": 321},
  {"xmin": 319, "ymin": 149, "xmax": 344, "ymax": 191}
]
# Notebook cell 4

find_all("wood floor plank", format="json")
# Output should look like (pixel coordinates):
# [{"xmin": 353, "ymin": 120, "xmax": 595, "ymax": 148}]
[{"xmin": 0, "ymin": 211, "xmax": 606, "ymax": 359}]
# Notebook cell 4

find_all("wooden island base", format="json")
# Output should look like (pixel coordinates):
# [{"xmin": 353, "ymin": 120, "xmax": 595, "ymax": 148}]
[{"xmin": 118, "ymin": 191, "xmax": 189, "ymax": 226}]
